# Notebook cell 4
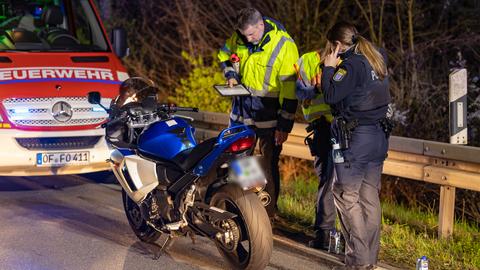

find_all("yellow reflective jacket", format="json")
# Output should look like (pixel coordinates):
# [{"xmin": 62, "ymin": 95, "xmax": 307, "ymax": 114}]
[
  {"xmin": 218, "ymin": 18, "xmax": 299, "ymax": 131},
  {"xmin": 295, "ymin": 51, "xmax": 333, "ymax": 123}
]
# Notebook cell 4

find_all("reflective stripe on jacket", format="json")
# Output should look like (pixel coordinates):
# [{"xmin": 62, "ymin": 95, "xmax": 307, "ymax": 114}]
[{"xmin": 295, "ymin": 51, "xmax": 333, "ymax": 123}]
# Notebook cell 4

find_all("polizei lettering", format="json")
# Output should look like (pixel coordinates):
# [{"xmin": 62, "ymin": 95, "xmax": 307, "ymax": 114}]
[{"xmin": 0, "ymin": 67, "xmax": 115, "ymax": 81}]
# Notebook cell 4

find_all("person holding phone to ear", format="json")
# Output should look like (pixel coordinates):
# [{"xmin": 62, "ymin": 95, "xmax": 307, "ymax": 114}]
[{"xmin": 321, "ymin": 22, "xmax": 391, "ymax": 270}]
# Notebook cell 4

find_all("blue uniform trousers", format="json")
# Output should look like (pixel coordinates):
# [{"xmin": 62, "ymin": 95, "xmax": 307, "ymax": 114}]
[{"xmin": 332, "ymin": 124, "xmax": 388, "ymax": 266}]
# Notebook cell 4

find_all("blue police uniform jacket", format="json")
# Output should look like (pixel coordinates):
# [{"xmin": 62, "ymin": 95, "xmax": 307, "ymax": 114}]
[{"xmin": 321, "ymin": 48, "xmax": 391, "ymax": 124}]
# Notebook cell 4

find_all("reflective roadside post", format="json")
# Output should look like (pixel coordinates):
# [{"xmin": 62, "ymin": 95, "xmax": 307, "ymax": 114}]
[
  {"xmin": 449, "ymin": 68, "xmax": 467, "ymax": 145},
  {"xmin": 438, "ymin": 68, "xmax": 468, "ymax": 238}
]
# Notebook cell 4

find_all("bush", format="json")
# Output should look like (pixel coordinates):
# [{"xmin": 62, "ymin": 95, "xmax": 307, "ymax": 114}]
[{"xmin": 172, "ymin": 52, "xmax": 231, "ymax": 113}]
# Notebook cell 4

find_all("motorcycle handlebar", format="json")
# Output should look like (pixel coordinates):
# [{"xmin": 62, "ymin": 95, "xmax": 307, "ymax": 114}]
[
  {"xmin": 101, "ymin": 115, "xmax": 127, "ymax": 128},
  {"xmin": 157, "ymin": 104, "xmax": 199, "ymax": 113},
  {"xmin": 176, "ymin": 106, "xmax": 199, "ymax": 112},
  {"xmin": 100, "ymin": 104, "xmax": 199, "ymax": 128}
]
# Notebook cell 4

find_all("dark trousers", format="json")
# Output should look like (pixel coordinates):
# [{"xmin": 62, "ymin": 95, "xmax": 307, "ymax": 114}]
[
  {"xmin": 333, "ymin": 124, "xmax": 388, "ymax": 266},
  {"xmin": 257, "ymin": 128, "xmax": 282, "ymax": 217},
  {"xmin": 313, "ymin": 150, "xmax": 336, "ymax": 232},
  {"xmin": 312, "ymin": 121, "xmax": 336, "ymax": 233}
]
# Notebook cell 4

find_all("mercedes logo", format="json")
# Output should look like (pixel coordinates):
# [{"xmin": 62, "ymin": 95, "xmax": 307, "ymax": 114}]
[{"xmin": 51, "ymin": 101, "xmax": 73, "ymax": 122}]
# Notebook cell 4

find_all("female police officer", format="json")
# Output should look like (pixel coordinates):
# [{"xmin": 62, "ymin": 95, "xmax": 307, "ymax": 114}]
[{"xmin": 321, "ymin": 22, "xmax": 391, "ymax": 270}]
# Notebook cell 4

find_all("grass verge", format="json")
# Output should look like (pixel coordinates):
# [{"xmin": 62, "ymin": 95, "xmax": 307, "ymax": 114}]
[{"xmin": 277, "ymin": 177, "xmax": 480, "ymax": 270}]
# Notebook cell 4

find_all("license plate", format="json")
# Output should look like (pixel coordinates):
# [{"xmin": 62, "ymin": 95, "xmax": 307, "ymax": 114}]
[
  {"xmin": 36, "ymin": 152, "xmax": 90, "ymax": 167},
  {"xmin": 230, "ymin": 156, "xmax": 266, "ymax": 190}
]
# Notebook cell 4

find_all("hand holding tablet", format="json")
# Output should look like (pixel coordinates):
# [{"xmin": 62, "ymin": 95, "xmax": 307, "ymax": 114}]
[{"xmin": 213, "ymin": 84, "xmax": 251, "ymax": 96}]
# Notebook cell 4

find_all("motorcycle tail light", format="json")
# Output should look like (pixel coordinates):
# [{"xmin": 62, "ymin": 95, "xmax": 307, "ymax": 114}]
[{"xmin": 226, "ymin": 136, "xmax": 255, "ymax": 153}]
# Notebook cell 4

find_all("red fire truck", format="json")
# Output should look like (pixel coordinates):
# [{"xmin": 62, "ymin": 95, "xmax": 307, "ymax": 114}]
[{"xmin": 0, "ymin": 0, "xmax": 129, "ymax": 175}]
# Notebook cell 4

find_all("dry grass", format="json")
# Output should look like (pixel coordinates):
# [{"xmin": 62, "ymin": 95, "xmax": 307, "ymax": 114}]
[{"xmin": 279, "ymin": 156, "xmax": 314, "ymax": 184}]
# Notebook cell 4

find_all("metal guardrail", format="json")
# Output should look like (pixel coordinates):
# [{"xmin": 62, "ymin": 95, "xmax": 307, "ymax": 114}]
[{"xmin": 178, "ymin": 111, "xmax": 480, "ymax": 238}]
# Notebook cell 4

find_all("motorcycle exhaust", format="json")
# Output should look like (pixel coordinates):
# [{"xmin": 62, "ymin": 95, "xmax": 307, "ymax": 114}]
[{"xmin": 256, "ymin": 190, "xmax": 271, "ymax": 207}]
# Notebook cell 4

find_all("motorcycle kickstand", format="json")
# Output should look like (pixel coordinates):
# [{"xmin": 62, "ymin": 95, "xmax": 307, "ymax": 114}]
[
  {"xmin": 160, "ymin": 235, "xmax": 175, "ymax": 252},
  {"xmin": 187, "ymin": 231, "xmax": 196, "ymax": 245}
]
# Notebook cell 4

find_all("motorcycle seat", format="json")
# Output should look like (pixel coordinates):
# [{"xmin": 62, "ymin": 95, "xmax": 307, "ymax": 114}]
[{"xmin": 171, "ymin": 137, "xmax": 217, "ymax": 172}]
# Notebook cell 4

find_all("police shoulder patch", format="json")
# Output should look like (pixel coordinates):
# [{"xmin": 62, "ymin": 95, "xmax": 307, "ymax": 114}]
[{"xmin": 333, "ymin": 68, "xmax": 347, "ymax": 82}]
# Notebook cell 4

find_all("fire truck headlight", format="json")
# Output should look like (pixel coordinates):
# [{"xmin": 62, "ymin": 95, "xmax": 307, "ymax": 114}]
[
  {"xmin": 92, "ymin": 106, "xmax": 104, "ymax": 112},
  {"xmin": 12, "ymin": 108, "xmax": 29, "ymax": 114}
]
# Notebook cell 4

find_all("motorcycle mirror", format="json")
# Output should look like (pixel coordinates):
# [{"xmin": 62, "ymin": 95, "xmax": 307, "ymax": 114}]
[
  {"xmin": 87, "ymin": 91, "xmax": 101, "ymax": 104},
  {"xmin": 87, "ymin": 91, "xmax": 110, "ymax": 113}
]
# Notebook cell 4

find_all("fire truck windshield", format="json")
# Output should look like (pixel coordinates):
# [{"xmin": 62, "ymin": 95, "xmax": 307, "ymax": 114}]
[{"xmin": 0, "ymin": 0, "xmax": 109, "ymax": 52}]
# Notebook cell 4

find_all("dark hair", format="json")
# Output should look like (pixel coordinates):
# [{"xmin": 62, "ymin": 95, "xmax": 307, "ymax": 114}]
[
  {"xmin": 327, "ymin": 21, "xmax": 358, "ymax": 46},
  {"xmin": 235, "ymin": 8, "xmax": 262, "ymax": 31},
  {"xmin": 327, "ymin": 22, "xmax": 387, "ymax": 79}
]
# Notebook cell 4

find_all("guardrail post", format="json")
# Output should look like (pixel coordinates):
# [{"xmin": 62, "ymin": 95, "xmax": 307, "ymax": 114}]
[{"xmin": 438, "ymin": 185, "xmax": 456, "ymax": 238}]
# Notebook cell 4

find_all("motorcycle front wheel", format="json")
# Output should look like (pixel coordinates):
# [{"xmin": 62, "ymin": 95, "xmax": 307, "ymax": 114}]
[
  {"xmin": 210, "ymin": 185, "xmax": 273, "ymax": 270},
  {"xmin": 122, "ymin": 189, "xmax": 162, "ymax": 243}
]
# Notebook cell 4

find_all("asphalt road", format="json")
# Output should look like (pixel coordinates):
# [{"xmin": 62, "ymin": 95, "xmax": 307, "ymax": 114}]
[{"xmin": 0, "ymin": 173, "xmax": 340, "ymax": 270}]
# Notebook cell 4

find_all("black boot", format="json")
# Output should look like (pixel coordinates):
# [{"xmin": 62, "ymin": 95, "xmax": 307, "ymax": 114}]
[{"xmin": 308, "ymin": 230, "xmax": 330, "ymax": 250}]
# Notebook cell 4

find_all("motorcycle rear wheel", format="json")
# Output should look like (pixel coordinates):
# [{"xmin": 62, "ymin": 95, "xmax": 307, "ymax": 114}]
[
  {"xmin": 210, "ymin": 185, "xmax": 273, "ymax": 270},
  {"xmin": 122, "ymin": 189, "xmax": 162, "ymax": 243}
]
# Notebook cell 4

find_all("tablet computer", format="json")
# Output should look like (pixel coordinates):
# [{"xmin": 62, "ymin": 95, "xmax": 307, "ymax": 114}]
[{"xmin": 214, "ymin": 84, "xmax": 251, "ymax": 96}]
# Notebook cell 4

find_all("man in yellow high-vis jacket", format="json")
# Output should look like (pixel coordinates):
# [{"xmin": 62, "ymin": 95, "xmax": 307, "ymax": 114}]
[
  {"xmin": 218, "ymin": 8, "xmax": 299, "ymax": 217},
  {"xmin": 295, "ymin": 49, "xmax": 336, "ymax": 250}
]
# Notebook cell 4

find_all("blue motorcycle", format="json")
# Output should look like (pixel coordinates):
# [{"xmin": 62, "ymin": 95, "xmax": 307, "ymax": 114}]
[{"xmin": 87, "ymin": 77, "xmax": 272, "ymax": 270}]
